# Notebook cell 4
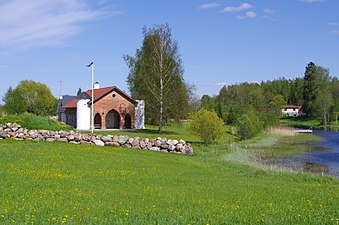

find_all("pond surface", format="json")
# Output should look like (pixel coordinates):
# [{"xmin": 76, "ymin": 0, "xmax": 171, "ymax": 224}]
[
  {"xmin": 262, "ymin": 130, "xmax": 339, "ymax": 177},
  {"xmin": 302, "ymin": 130, "xmax": 339, "ymax": 177}
]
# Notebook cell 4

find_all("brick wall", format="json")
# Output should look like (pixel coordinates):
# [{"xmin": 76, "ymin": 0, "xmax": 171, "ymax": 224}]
[{"xmin": 92, "ymin": 90, "xmax": 136, "ymax": 129}]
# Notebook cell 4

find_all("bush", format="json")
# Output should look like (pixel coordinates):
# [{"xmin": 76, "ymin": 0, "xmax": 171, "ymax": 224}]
[
  {"xmin": 236, "ymin": 111, "xmax": 263, "ymax": 140},
  {"xmin": 187, "ymin": 109, "xmax": 225, "ymax": 144}
]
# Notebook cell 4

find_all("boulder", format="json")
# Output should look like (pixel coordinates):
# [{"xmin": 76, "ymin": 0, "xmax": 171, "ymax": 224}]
[
  {"xmin": 112, "ymin": 136, "xmax": 119, "ymax": 142},
  {"xmin": 118, "ymin": 136, "xmax": 129, "ymax": 145},
  {"xmin": 105, "ymin": 142, "xmax": 120, "ymax": 147},
  {"xmin": 101, "ymin": 135, "xmax": 112, "ymax": 142},
  {"xmin": 176, "ymin": 143, "xmax": 184, "ymax": 151},
  {"xmin": 154, "ymin": 139, "xmax": 162, "ymax": 147},
  {"xmin": 93, "ymin": 140, "xmax": 105, "ymax": 146},
  {"xmin": 46, "ymin": 138, "xmax": 55, "ymax": 142},
  {"xmin": 140, "ymin": 140, "xmax": 147, "ymax": 149},
  {"xmin": 67, "ymin": 134, "xmax": 75, "ymax": 141},
  {"xmin": 57, "ymin": 138, "xmax": 68, "ymax": 143},
  {"xmin": 149, "ymin": 147, "xmax": 160, "ymax": 151}
]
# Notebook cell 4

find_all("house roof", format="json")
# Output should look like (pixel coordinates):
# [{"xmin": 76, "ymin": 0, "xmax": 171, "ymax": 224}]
[
  {"xmin": 57, "ymin": 95, "xmax": 77, "ymax": 112},
  {"xmin": 285, "ymin": 105, "xmax": 302, "ymax": 111},
  {"xmin": 63, "ymin": 86, "xmax": 137, "ymax": 109}
]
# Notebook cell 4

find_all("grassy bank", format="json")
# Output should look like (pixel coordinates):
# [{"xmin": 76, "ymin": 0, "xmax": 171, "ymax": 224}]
[
  {"xmin": 0, "ymin": 140, "xmax": 338, "ymax": 224},
  {"xmin": 0, "ymin": 113, "xmax": 73, "ymax": 131}
]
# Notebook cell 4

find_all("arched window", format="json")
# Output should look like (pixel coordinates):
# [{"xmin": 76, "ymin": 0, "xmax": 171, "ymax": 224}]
[
  {"xmin": 106, "ymin": 109, "xmax": 120, "ymax": 129},
  {"xmin": 94, "ymin": 113, "xmax": 102, "ymax": 129}
]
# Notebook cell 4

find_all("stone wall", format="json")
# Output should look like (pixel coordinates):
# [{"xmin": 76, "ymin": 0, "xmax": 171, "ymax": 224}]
[{"xmin": 0, "ymin": 123, "xmax": 193, "ymax": 155}]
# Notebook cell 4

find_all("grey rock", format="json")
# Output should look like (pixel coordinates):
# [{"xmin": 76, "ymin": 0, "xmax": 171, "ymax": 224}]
[
  {"xmin": 176, "ymin": 143, "xmax": 184, "ymax": 151},
  {"xmin": 69, "ymin": 141, "xmax": 79, "ymax": 144},
  {"xmin": 179, "ymin": 139, "xmax": 186, "ymax": 145},
  {"xmin": 149, "ymin": 147, "xmax": 160, "ymax": 151},
  {"xmin": 140, "ymin": 140, "xmax": 146, "ymax": 149},
  {"xmin": 101, "ymin": 135, "xmax": 112, "ymax": 142},
  {"xmin": 105, "ymin": 142, "xmax": 120, "ymax": 147},
  {"xmin": 112, "ymin": 136, "xmax": 119, "ymax": 142},
  {"xmin": 168, "ymin": 145, "xmax": 176, "ymax": 151},
  {"xmin": 93, "ymin": 140, "xmax": 105, "ymax": 146},
  {"xmin": 118, "ymin": 136, "xmax": 128, "ymax": 145},
  {"xmin": 57, "ymin": 138, "xmax": 68, "ymax": 143},
  {"xmin": 67, "ymin": 134, "xmax": 75, "ymax": 141},
  {"xmin": 160, "ymin": 144, "xmax": 169, "ymax": 149},
  {"xmin": 154, "ymin": 139, "xmax": 162, "ymax": 147},
  {"xmin": 46, "ymin": 138, "xmax": 55, "ymax": 142}
]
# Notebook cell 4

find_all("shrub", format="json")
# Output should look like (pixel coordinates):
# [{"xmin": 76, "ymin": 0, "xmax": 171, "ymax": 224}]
[
  {"xmin": 236, "ymin": 111, "xmax": 263, "ymax": 140},
  {"xmin": 187, "ymin": 109, "xmax": 225, "ymax": 144}
]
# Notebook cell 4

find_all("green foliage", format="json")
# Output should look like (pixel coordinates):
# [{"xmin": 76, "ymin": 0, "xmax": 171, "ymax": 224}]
[
  {"xmin": 268, "ymin": 95, "xmax": 286, "ymax": 116},
  {"xmin": 3, "ymin": 80, "xmax": 57, "ymax": 116},
  {"xmin": 0, "ymin": 113, "xmax": 73, "ymax": 131},
  {"xmin": 302, "ymin": 62, "xmax": 332, "ymax": 116},
  {"xmin": 187, "ymin": 109, "xmax": 225, "ymax": 143},
  {"xmin": 236, "ymin": 111, "xmax": 263, "ymax": 140},
  {"xmin": 124, "ymin": 24, "xmax": 190, "ymax": 133}
]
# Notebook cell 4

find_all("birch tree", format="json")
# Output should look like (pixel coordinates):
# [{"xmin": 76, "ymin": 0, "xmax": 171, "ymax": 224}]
[{"xmin": 124, "ymin": 24, "xmax": 188, "ymax": 134}]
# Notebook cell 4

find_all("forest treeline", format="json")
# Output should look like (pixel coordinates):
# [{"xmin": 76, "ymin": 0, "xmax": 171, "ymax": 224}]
[{"xmin": 199, "ymin": 62, "xmax": 339, "ymax": 128}]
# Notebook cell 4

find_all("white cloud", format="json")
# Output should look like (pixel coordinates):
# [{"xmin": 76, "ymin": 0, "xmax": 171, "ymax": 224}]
[
  {"xmin": 199, "ymin": 2, "xmax": 220, "ymax": 9},
  {"xmin": 298, "ymin": 0, "xmax": 325, "ymax": 3},
  {"xmin": 263, "ymin": 8, "xmax": 274, "ymax": 14},
  {"xmin": 220, "ymin": 3, "xmax": 253, "ymax": 13},
  {"xmin": 330, "ymin": 30, "xmax": 339, "ymax": 35},
  {"xmin": 237, "ymin": 11, "xmax": 256, "ymax": 19},
  {"xmin": 0, "ymin": 0, "xmax": 117, "ymax": 49},
  {"xmin": 329, "ymin": 22, "xmax": 339, "ymax": 26}
]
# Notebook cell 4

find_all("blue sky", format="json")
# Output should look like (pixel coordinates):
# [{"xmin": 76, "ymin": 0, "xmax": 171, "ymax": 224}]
[{"xmin": 0, "ymin": 0, "xmax": 339, "ymax": 102}]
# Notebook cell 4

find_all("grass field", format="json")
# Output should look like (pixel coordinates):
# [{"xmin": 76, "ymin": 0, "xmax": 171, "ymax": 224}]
[{"xmin": 0, "ymin": 125, "xmax": 338, "ymax": 224}]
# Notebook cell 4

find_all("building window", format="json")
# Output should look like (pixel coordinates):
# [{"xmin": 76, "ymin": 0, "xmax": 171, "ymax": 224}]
[{"xmin": 112, "ymin": 94, "xmax": 116, "ymax": 98}]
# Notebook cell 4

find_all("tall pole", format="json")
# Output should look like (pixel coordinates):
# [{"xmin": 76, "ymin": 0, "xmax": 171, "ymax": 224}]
[
  {"xmin": 91, "ymin": 62, "xmax": 94, "ymax": 134},
  {"xmin": 87, "ymin": 61, "xmax": 94, "ymax": 134}
]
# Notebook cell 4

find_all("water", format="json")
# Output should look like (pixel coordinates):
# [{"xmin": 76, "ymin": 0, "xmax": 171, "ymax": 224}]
[
  {"xmin": 261, "ymin": 130, "xmax": 339, "ymax": 177},
  {"xmin": 301, "ymin": 130, "xmax": 339, "ymax": 177}
]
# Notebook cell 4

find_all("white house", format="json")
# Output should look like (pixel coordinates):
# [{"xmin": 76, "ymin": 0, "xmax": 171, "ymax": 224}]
[{"xmin": 281, "ymin": 105, "xmax": 303, "ymax": 117}]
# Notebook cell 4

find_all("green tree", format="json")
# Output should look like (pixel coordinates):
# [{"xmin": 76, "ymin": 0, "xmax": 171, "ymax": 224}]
[
  {"xmin": 2, "ymin": 86, "xmax": 12, "ymax": 103},
  {"xmin": 235, "ymin": 111, "xmax": 263, "ymax": 140},
  {"xmin": 302, "ymin": 62, "xmax": 331, "ymax": 116},
  {"xmin": 314, "ymin": 88, "xmax": 333, "ymax": 126},
  {"xmin": 4, "ymin": 80, "xmax": 57, "ymax": 116},
  {"xmin": 268, "ymin": 95, "xmax": 286, "ymax": 116},
  {"xmin": 124, "ymin": 24, "xmax": 188, "ymax": 134},
  {"xmin": 3, "ymin": 88, "xmax": 28, "ymax": 114},
  {"xmin": 187, "ymin": 109, "xmax": 225, "ymax": 144}
]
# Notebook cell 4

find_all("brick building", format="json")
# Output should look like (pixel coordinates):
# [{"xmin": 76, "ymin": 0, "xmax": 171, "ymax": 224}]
[{"xmin": 59, "ymin": 84, "xmax": 143, "ymax": 130}]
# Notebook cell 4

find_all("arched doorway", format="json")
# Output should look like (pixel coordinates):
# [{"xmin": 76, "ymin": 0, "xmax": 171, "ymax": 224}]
[
  {"xmin": 106, "ymin": 109, "xmax": 120, "ymax": 129},
  {"xmin": 124, "ymin": 113, "xmax": 131, "ymax": 129},
  {"xmin": 94, "ymin": 113, "xmax": 102, "ymax": 129}
]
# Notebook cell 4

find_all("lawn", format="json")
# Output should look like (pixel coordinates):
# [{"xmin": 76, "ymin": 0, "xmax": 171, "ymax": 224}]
[{"xmin": 0, "ymin": 130, "xmax": 338, "ymax": 224}]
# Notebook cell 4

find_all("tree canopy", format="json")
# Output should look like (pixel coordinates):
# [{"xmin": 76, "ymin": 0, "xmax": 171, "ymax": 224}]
[
  {"xmin": 124, "ymin": 24, "xmax": 190, "ymax": 133},
  {"xmin": 3, "ymin": 80, "xmax": 57, "ymax": 116}
]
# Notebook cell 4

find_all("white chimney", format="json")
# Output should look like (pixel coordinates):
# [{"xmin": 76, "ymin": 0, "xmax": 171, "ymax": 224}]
[{"xmin": 93, "ymin": 82, "xmax": 100, "ymax": 89}]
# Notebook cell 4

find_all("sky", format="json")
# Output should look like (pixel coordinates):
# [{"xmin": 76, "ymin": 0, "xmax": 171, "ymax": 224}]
[{"xmin": 0, "ymin": 0, "xmax": 339, "ymax": 103}]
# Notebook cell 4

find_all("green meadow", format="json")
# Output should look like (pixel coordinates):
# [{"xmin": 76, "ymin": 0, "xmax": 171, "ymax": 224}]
[{"xmin": 0, "ymin": 124, "xmax": 338, "ymax": 224}]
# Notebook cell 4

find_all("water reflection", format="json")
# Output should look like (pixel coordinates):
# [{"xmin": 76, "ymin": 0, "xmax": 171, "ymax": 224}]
[{"xmin": 262, "ymin": 130, "xmax": 339, "ymax": 177}]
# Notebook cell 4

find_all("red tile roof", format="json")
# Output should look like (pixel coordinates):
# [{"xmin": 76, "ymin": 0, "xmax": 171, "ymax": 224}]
[
  {"xmin": 63, "ymin": 86, "xmax": 136, "ymax": 109},
  {"xmin": 285, "ymin": 105, "xmax": 302, "ymax": 111}
]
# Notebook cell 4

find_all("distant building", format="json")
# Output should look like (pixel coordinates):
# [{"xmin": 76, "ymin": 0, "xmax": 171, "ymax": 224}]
[
  {"xmin": 57, "ymin": 83, "xmax": 144, "ymax": 130},
  {"xmin": 281, "ymin": 105, "xmax": 304, "ymax": 117}
]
